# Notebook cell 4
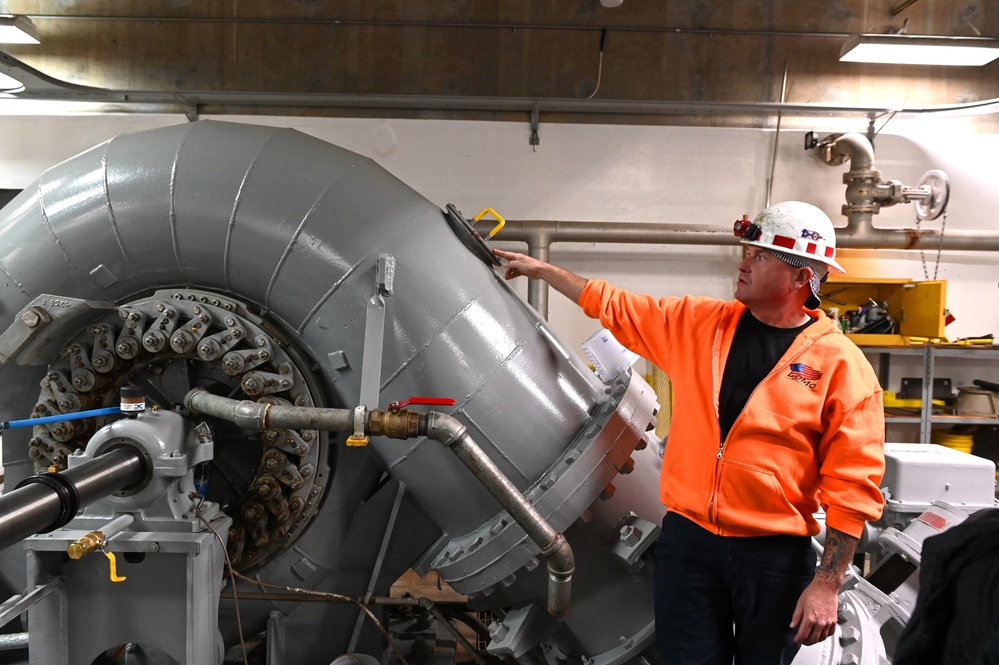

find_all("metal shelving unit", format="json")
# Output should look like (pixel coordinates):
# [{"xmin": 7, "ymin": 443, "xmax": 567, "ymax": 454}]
[{"xmin": 862, "ymin": 345, "xmax": 999, "ymax": 443}]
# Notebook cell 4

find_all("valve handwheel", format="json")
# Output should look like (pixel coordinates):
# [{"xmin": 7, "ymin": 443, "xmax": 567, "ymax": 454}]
[{"xmin": 914, "ymin": 169, "xmax": 950, "ymax": 221}]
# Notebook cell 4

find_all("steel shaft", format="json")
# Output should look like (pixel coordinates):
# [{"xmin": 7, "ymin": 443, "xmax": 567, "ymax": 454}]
[{"xmin": 0, "ymin": 448, "xmax": 144, "ymax": 551}]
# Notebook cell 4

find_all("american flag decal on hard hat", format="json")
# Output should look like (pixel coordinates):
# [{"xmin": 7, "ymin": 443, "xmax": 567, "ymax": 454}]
[{"xmin": 789, "ymin": 363, "xmax": 823, "ymax": 380}]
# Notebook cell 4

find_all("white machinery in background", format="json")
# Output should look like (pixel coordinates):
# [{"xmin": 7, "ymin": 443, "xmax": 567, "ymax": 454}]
[
  {"xmin": 794, "ymin": 443, "xmax": 997, "ymax": 665},
  {"xmin": 0, "ymin": 121, "xmax": 992, "ymax": 665}
]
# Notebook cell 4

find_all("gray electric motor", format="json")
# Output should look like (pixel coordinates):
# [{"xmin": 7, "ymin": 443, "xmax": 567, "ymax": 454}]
[{"xmin": 0, "ymin": 121, "xmax": 664, "ymax": 665}]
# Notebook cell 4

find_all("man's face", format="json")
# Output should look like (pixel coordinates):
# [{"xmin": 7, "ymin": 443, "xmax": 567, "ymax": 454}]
[{"xmin": 735, "ymin": 246, "xmax": 804, "ymax": 308}]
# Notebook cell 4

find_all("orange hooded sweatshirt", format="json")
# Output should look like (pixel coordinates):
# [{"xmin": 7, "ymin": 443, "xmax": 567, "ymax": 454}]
[{"xmin": 579, "ymin": 280, "xmax": 885, "ymax": 539}]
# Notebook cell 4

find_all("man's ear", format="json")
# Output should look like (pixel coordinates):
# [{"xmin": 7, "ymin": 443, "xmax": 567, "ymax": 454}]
[{"xmin": 793, "ymin": 266, "xmax": 812, "ymax": 290}]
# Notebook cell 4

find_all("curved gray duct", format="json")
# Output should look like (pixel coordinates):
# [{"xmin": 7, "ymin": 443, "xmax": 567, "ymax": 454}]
[{"xmin": 0, "ymin": 120, "xmax": 663, "ymax": 664}]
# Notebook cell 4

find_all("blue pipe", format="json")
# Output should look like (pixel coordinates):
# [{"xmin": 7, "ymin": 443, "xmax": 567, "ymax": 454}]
[{"xmin": 1, "ymin": 406, "xmax": 122, "ymax": 430}]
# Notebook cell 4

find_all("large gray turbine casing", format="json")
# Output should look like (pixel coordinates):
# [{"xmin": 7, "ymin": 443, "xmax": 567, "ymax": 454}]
[{"xmin": 0, "ymin": 121, "xmax": 663, "ymax": 664}]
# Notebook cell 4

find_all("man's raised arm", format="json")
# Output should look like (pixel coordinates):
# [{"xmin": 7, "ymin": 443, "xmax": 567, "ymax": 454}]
[{"xmin": 493, "ymin": 249, "xmax": 589, "ymax": 303}]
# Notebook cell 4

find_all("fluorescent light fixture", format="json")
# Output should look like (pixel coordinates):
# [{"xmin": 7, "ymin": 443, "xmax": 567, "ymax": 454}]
[
  {"xmin": 0, "ymin": 16, "xmax": 39, "ymax": 44},
  {"xmin": 840, "ymin": 33, "xmax": 999, "ymax": 66}
]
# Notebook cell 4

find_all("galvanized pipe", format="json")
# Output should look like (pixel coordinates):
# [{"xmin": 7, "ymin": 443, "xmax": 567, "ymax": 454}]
[
  {"xmin": 427, "ymin": 412, "xmax": 575, "ymax": 617},
  {"xmin": 185, "ymin": 388, "xmax": 355, "ymax": 432},
  {"xmin": 0, "ymin": 632, "xmax": 28, "ymax": 650},
  {"xmin": 498, "ymin": 219, "xmax": 996, "ymax": 317},
  {"xmin": 499, "ymin": 219, "xmax": 998, "ymax": 252},
  {"xmin": 0, "ymin": 448, "xmax": 144, "ymax": 551},
  {"xmin": 185, "ymin": 389, "xmax": 576, "ymax": 616}
]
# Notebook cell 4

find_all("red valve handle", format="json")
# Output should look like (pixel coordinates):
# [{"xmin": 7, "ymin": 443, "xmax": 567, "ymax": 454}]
[{"xmin": 388, "ymin": 396, "xmax": 457, "ymax": 410}]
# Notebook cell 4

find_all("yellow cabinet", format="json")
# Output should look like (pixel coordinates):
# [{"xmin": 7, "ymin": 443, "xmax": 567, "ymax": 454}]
[{"xmin": 823, "ymin": 277, "xmax": 947, "ymax": 347}]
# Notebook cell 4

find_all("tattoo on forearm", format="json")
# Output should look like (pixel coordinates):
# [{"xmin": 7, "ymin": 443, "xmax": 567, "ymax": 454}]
[{"xmin": 815, "ymin": 527, "xmax": 860, "ymax": 586}]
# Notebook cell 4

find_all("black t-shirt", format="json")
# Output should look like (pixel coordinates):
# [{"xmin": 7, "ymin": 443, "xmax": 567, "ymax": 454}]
[{"xmin": 717, "ymin": 310, "xmax": 815, "ymax": 442}]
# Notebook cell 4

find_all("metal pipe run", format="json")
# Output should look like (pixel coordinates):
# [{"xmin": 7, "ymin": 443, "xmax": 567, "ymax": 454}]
[
  {"xmin": 185, "ymin": 389, "xmax": 576, "ymax": 616},
  {"xmin": 497, "ymin": 219, "xmax": 999, "ymax": 317},
  {"xmin": 0, "ymin": 448, "xmax": 144, "ymax": 550},
  {"xmin": 427, "ymin": 412, "xmax": 575, "ymax": 617},
  {"xmin": 184, "ymin": 389, "xmax": 356, "ymax": 432},
  {"xmin": 0, "ymin": 632, "xmax": 28, "ymax": 651}
]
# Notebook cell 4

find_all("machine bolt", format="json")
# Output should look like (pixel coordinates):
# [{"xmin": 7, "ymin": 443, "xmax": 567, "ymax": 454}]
[
  {"xmin": 620, "ymin": 525, "xmax": 641, "ymax": 546},
  {"xmin": 838, "ymin": 602, "xmax": 856, "ymax": 623},
  {"xmin": 839, "ymin": 626, "xmax": 860, "ymax": 645},
  {"xmin": 488, "ymin": 622, "xmax": 509, "ymax": 641},
  {"xmin": 21, "ymin": 309, "xmax": 40, "ymax": 328}
]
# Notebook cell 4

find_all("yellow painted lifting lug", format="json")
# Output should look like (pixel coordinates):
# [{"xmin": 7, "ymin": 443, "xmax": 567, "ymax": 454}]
[{"xmin": 473, "ymin": 208, "xmax": 506, "ymax": 238}]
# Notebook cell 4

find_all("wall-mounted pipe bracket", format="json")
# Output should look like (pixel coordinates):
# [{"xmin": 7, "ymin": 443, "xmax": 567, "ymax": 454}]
[{"xmin": 530, "ymin": 102, "xmax": 540, "ymax": 147}]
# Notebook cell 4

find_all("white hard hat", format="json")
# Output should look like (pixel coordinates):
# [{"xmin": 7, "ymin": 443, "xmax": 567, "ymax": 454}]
[{"xmin": 734, "ymin": 201, "xmax": 844, "ymax": 274}]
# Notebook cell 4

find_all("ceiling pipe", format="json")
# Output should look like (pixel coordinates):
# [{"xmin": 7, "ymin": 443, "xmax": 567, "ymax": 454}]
[{"xmin": 2, "ymin": 52, "xmax": 999, "ymax": 121}]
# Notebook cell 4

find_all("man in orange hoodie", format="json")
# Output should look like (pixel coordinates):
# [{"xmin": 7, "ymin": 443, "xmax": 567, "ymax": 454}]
[{"xmin": 494, "ymin": 201, "xmax": 885, "ymax": 665}]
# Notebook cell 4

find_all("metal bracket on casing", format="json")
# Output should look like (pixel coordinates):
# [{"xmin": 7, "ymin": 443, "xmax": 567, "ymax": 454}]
[
  {"xmin": 357, "ymin": 254, "xmax": 396, "ymax": 411},
  {"xmin": 0, "ymin": 295, "xmax": 116, "ymax": 369}
]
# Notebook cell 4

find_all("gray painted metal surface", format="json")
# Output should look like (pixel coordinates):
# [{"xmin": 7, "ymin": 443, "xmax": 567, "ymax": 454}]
[{"xmin": 0, "ymin": 121, "xmax": 664, "ymax": 664}]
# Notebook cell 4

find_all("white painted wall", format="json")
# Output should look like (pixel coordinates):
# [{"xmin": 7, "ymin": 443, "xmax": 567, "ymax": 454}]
[{"xmin": 1, "ymin": 112, "xmax": 997, "ymax": 391}]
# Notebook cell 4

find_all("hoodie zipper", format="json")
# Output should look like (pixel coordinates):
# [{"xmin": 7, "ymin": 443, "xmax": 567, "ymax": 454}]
[{"xmin": 706, "ymin": 331, "xmax": 818, "ymax": 531}]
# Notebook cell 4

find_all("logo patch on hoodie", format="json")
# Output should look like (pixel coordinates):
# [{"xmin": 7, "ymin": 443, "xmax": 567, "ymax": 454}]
[{"xmin": 788, "ymin": 363, "xmax": 822, "ymax": 390}]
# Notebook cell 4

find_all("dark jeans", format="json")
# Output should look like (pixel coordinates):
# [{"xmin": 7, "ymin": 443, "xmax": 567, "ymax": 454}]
[{"xmin": 654, "ymin": 513, "xmax": 816, "ymax": 665}]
